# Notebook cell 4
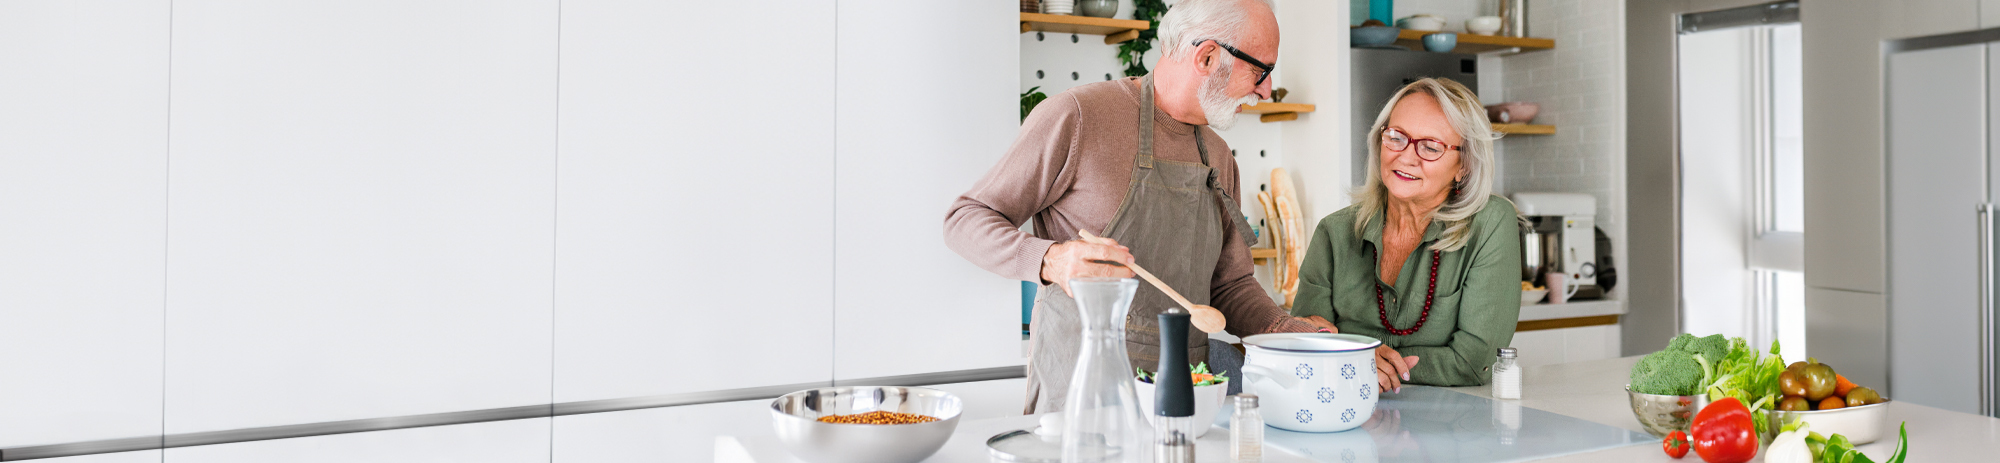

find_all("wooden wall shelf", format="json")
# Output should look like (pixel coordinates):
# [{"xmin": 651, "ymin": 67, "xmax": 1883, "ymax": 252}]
[
  {"xmin": 1240, "ymin": 102, "xmax": 1315, "ymax": 123},
  {"xmin": 1250, "ymin": 247, "xmax": 1280, "ymax": 264},
  {"xmin": 1382, "ymin": 29, "xmax": 1555, "ymax": 54},
  {"xmin": 1020, "ymin": 13, "xmax": 1150, "ymax": 44},
  {"xmin": 1493, "ymin": 123, "xmax": 1555, "ymax": 135}
]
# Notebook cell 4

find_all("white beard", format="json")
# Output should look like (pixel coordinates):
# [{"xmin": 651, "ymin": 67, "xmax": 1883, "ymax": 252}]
[{"xmin": 1198, "ymin": 64, "xmax": 1259, "ymax": 131}]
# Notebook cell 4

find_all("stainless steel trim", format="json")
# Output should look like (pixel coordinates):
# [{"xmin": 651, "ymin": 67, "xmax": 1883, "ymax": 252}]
[
  {"xmin": 0, "ymin": 365, "xmax": 1025, "ymax": 461},
  {"xmin": 1678, "ymin": 1, "xmax": 1798, "ymax": 35},
  {"xmin": 1886, "ymin": 27, "xmax": 2000, "ymax": 54}
]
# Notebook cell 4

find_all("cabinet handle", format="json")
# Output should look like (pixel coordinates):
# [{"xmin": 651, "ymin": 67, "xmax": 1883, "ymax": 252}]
[{"xmin": 1980, "ymin": 203, "xmax": 1994, "ymax": 417}]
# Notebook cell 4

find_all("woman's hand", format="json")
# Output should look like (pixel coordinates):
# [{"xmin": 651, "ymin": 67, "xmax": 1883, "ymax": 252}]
[
  {"xmin": 1375, "ymin": 344, "xmax": 1421, "ymax": 393},
  {"xmin": 1040, "ymin": 238, "xmax": 1135, "ymax": 296},
  {"xmin": 1299, "ymin": 315, "xmax": 1338, "ymax": 333}
]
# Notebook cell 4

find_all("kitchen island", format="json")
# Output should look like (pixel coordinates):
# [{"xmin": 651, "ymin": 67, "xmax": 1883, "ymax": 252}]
[{"xmin": 719, "ymin": 356, "xmax": 2000, "ymax": 462}]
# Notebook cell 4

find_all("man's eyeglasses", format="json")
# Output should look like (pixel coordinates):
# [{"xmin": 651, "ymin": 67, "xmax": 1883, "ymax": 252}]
[
  {"xmin": 1381, "ymin": 127, "xmax": 1460, "ymax": 161},
  {"xmin": 1197, "ymin": 40, "xmax": 1275, "ymax": 87}
]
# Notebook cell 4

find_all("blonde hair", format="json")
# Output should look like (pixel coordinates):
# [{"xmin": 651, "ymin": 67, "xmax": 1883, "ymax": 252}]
[{"xmin": 1351, "ymin": 78, "xmax": 1499, "ymax": 252}]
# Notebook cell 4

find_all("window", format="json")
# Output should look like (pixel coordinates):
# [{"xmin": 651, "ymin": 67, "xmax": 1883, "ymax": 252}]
[{"xmin": 1679, "ymin": 21, "xmax": 1805, "ymax": 362}]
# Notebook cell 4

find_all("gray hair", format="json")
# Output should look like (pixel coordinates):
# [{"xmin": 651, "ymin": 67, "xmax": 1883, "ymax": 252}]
[
  {"xmin": 1351, "ymin": 77, "xmax": 1500, "ymax": 252},
  {"xmin": 1157, "ymin": 0, "xmax": 1275, "ymax": 61}
]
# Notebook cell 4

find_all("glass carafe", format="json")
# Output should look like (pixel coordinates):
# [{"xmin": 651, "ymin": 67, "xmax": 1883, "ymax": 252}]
[{"xmin": 1062, "ymin": 278, "xmax": 1153, "ymax": 463}]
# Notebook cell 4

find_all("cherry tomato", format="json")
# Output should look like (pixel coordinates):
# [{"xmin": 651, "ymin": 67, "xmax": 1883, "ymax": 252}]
[
  {"xmin": 1778, "ymin": 396, "xmax": 1810, "ymax": 411},
  {"xmin": 1802, "ymin": 364, "xmax": 1837, "ymax": 400},
  {"xmin": 1779, "ymin": 370, "xmax": 1808, "ymax": 397},
  {"xmin": 1818, "ymin": 396, "xmax": 1847, "ymax": 410},
  {"xmin": 1663, "ymin": 430, "xmax": 1690, "ymax": 459}
]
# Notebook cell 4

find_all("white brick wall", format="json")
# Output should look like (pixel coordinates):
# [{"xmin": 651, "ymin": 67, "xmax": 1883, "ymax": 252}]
[{"xmin": 1493, "ymin": 0, "xmax": 1628, "ymax": 301}]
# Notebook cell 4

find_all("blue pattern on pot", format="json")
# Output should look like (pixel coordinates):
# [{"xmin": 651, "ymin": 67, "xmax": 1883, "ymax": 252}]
[
  {"xmin": 1341, "ymin": 363, "xmax": 1357, "ymax": 379},
  {"xmin": 1296, "ymin": 363, "xmax": 1314, "ymax": 379},
  {"xmin": 1341, "ymin": 408, "xmax": 1356, "ymax": 423},
  {"xmin": 1297, "ymin": 409, "xmax": 1313, "ymax": 423},
  {"xmin": 1317, "ymin": 387, "xmax": 1335, "ymax": 403}
]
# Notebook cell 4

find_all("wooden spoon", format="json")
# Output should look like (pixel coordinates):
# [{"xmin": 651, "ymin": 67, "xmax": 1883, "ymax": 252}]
[{"xmin": 1077, "ymin": 230, "xmax": 1228, "ymax": 334}]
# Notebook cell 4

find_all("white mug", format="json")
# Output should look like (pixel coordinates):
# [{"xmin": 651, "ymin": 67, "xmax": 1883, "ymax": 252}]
[{"xmin": 1545, "ymin": 272, "xmax": 1581, "ymax": 304}]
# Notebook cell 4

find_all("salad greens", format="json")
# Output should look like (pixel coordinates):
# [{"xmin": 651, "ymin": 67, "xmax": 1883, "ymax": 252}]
[
  {"xmin": 1786, "ymin": 419, "xmax": 1909, "ymax": 463},
  {"xmin": 1702, "ymin": 338, "xmax": 1789, "ymax": 437},
  {"xmin": 1136, "ymin": 363, "xmax": 1229, "ymax": 387}
]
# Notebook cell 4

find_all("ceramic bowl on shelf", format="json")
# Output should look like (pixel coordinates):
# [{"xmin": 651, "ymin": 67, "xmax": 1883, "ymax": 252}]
[
  {"xmin": 1486, "ymin": 102, "xmax": 1541, "ymax": 124},
  {"xmin": 1467, "ymin": 16, "xmax": 1503, "ymax": 35},
  {"xmin": 1397, "ymin": 14, "xmax": 1445, "ymax": 31},
  {"xmin": 1422, "ymin": 32, "xmax": 1458, "ymax": 52},
  {"xmin": 1076, "ymin": 0, "xmax": 1117, "ymax": 18},
  {"xmin": 1351, "ymin": 26, "xmax": 1402, "ymax": 48},
  {"xmin": 1041, "ymin": 0, "xmax": 1074, "ymax": 15}
]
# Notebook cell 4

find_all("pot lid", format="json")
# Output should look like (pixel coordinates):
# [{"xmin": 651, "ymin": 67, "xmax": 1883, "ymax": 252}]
[{"xmin": 1242, "ymin": 333, "xmax": 1382, "ymax": 353}]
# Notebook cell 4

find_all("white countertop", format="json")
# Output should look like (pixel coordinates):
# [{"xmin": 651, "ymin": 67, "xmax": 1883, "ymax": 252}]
[{"xmin": 721, "ymin": 355, "xmax": 2000, "ymax": 462}]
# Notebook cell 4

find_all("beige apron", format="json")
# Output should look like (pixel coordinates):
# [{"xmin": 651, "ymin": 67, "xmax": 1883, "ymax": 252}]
[{"xmin": 1023, "ymin": 75, "xmax": 1259, "ymax": 413}]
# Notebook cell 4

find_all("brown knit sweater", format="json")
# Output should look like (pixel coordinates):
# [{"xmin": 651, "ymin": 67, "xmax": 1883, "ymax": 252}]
[{"xmin": 943, "ymin": 77, "xmax": 1315, "ymax": 336}]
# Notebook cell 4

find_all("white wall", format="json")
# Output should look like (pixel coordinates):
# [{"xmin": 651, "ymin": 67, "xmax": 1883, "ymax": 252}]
[{"xmin": 0, "ymin": 0, "xmax": 169, "ymax": 448}]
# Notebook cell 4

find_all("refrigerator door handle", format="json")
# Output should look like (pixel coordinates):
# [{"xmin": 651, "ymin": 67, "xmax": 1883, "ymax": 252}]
[{"xmin": 1981, "ymin": 203, "xmax": 1995, "ymax": 417}]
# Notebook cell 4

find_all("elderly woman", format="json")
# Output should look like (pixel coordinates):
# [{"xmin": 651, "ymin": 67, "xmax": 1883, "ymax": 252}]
[{"xmin": 1291, "ymin": 78, "xmax": 1521, "ymax": 392}]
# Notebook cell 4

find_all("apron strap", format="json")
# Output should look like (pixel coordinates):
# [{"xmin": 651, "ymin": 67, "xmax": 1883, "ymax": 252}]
[{"xmin": 1138, "ymin": 74, "xmax": 1260, "ymax": 246}]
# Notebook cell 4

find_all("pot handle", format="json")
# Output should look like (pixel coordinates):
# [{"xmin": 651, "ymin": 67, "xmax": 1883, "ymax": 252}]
[{"xmin": 1240, "ymin": 364, "xmax": 1298, "ymax": 391}]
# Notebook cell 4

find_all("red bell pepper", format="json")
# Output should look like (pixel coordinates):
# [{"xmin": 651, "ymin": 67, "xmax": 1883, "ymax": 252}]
[{"xmin": 1690, "ymin": 397, "xmax": 1758, "ymax": 463}]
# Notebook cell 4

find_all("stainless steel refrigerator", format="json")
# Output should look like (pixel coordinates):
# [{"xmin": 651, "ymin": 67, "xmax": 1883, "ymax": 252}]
[
  {"xmin": 1350, "ymin": 47, "xmax": 1480, "ymax": 187},
  {"xmin": 1885, "ymin": 37, "xmax": 2000, "ymax": 418}
]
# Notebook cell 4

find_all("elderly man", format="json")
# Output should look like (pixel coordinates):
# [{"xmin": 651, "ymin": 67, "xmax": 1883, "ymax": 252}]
[{"xmin": 944, "ymin": 0, "xmax": 1333, "ymax": 413}]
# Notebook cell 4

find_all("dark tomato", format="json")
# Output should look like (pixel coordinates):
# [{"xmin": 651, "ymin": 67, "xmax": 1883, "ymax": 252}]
[
  {"xmin": 1778, "ymin": 396, "xmax": 1810, "ymax": 411},
  {"xmin": 1846, "ymin": 387, "xmax": 1883, "ymax": 406},
  {"xmin": 1779, "ymin": 370, "xmax": 1809, "ymax": 397},
  {"xmin": 1802, "ymin": 364, "xmax": 1838, "ymax": 400}
]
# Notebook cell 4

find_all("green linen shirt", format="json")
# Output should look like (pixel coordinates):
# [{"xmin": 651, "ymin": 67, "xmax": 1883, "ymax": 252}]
[{"xmin": 1289, "ymin": 195, "xmax": 1523, "ymax": 386}]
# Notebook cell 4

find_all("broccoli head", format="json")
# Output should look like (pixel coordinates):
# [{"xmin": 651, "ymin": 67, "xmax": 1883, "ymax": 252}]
[
  {"xmin": 1664, "ymin": 333, "xmax": 1697, "ymax": 353},
  {"xmin": 1630, "ymin": 350, "xmax": 1707, "ymax": 395},
  {"xmin": 1682, "ymin": 334, "xmax": 1730, "ymax": 367}
]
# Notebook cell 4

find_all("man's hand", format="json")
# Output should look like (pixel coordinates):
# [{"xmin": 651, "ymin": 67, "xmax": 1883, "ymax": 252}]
[
  {"xmin": 1040, "ymin": 238, "xmax": 1136, "ymax": 296},
  {"xmin": 1300, "ymin": 315, "xmax": 1338, "ymax": 333},
  {"xmin": 1375, "ymin": 344, "xmax": 1420, "ymax": 393}
]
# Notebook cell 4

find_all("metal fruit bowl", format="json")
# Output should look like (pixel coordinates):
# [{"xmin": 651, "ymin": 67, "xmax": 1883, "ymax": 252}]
[
  {"xmin": 1625, "ymin": 386, "xmax": 1699, "ymax": 438},
  {"xmin": 769, "ymin": 386, "xmax": 964, "ymax": 463},
  {"xmin": 1770, "ymin": 399, "xmax": 1892, "ymax": 445}
]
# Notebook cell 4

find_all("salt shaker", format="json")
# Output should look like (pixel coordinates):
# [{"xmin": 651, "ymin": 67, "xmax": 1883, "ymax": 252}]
[
  {"xmin": 1230, "ymin": 394, "xmax": 1263, "ymax": 463},
  {"xmin": 1492, "ymin": 347, "xmax": 1521, "ymax": 399}
]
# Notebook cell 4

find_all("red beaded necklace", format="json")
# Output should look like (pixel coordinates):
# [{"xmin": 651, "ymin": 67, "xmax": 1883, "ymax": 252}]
[{"xmin": 1373, "ymin": 248, "xmax": 1441, "ymax": 336}]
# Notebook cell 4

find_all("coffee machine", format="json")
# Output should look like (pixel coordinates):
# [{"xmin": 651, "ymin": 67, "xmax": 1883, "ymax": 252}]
[{"xmin": 1512, "ymin": 193, "xmax": 1602, "ymax": 299}]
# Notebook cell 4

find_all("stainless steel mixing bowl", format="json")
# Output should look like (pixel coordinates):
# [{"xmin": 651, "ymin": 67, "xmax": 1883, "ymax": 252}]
[
  {"xmin": 1626, "ymin": 386, "xmax": 1699, "ymax": 438},
  {"xmin": 769, "ymin": 386, "xmax": 963, "ymax": 463}
]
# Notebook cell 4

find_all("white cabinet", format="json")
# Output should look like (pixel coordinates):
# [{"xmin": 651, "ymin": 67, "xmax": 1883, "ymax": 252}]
[
  {"xmin": 165, "ymin": 418, "xmax": 547, "ymax": 463},
  {"xmin": 33, "ymin": 451, "xmax": 161, "ymax": 463},
  {"xmin": 833, "ymin": 0, "xmax": 1022, "ymax": 380},
  {"xmin": 0, "ymin": 0, "xmax": 168, "ymax": 447},
  {"xmin": 1508, "ymin": 325, "xmax": 1621, "ymax": 370},
  {"xmin": 164, "ymin": 0, "xmax": 558, "ymax": 432},
  {"xmin": 552, "ymin": 0, "xmax": 836, "ymax": 402}
]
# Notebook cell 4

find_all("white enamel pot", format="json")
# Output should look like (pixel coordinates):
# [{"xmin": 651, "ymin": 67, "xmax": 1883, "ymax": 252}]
[{"xmin": 1240, "ymin": 333, "xmax": 1383, "ymax": 433}]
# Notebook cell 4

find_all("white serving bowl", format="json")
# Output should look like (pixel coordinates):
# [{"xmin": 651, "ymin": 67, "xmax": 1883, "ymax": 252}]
[
  {"xmin": 1521, "ymin": 288, "xmax": 1548, "ymax": 304},
  {"xmin": 1771, "ymin": 400, "xmax": 1892, "ymax": 445},
  {"xmin": 1134, "ymin": 378, "xmax": 1228, "ymax": 438},
  {"xmin": 1241, "ymin": 333, "xmax": 1383, "ymax": 433},
  {"xmin": 1467, "ymin": 16, "xmax": 1503, "ymax": 35}
]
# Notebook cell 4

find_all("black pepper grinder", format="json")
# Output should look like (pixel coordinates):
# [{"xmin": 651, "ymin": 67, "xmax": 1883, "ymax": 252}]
[{"xmin": 1155, "ymin": 307, "xmax": 1195, "ymax": 462}]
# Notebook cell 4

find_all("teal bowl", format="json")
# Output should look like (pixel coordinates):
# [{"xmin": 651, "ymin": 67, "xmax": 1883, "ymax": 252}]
[
  {"xmin": 1351, "ymin": 26, "xmax": 1401, "ymax": 48},
  {"xmin": 1422, "ymin": 32, "xmax": 1458, "ymax": 52}
]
